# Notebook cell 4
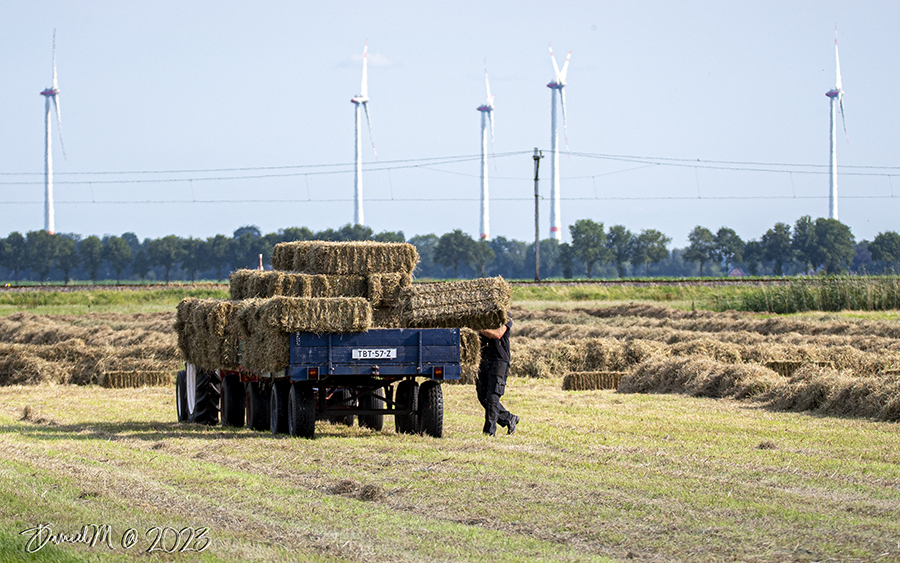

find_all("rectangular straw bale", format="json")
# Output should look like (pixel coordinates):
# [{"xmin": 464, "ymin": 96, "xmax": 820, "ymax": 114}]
[
  {"xmin": 457, "ymin": 328, "xmax": 481, "ymax": 385},
  {"xmin": 102, "ymin": 371, "xmax": 172, "ymax": 388},
  {"xmin": 271, "ymin": 241, "xmax": 419, "ymax": 275},
  {"xmin": 400, "ymin": 277, "xmax": 510, "ymax": 330},
  {"xmin": 367, "ymin": 273, "xmax": 412, "ymax": 307},
  {"xmin": 251, "ymin": 296, "xmax": 372, "ymax": 333},
  {"xmin": 562, "ymin": 371, "xmax": 625, "ymax": 391},
  {"xmin": 372, "ymin": 306, "xmax": 403, "ymax": 328},
  {"xmin": 230, "ymin": 269, "xmax": 375, "ymax": 300},
  {"xmin": 174, "ymin": 298, "xmax": 241, "ymax": 371}
]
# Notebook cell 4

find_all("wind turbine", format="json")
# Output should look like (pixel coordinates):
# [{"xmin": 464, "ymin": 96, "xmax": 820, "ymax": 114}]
[
  {"xmin": 350, "ymin": 42, "xmax": 378, "ymax": 226},
  {"xmin": 825, "ymin": 25, "xmax": 846, "ymax": 221},
  {"xmin": 40, "ymin": 30, "xmax": 65, "ymax": 234},
  {"xmin": 547, "ymin": 45, "xmax": 570, "ymax": 241},
  {"xmin": 477, "ymin": 68, "xmax": 495, "ymax": 240}
]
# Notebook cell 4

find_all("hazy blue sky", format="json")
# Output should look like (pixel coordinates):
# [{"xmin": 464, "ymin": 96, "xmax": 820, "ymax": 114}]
[{"xmin": 1, "ymin": 1, "xmax": 897, "ymax": 245}]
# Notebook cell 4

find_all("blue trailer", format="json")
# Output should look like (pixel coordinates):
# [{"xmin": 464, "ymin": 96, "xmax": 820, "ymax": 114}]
[{"xmin": 177, "ymin": 328, "xmax": 462, "ymax": 439}]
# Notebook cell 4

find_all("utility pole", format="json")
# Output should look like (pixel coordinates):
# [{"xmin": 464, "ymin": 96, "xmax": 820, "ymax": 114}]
[{"xmin": 533, "ymin": 147, "xmax": 544, "ymax": 281}]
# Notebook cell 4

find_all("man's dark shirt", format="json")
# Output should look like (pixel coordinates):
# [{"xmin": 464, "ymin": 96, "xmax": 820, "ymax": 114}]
[{"xmin": 480, "ymin": 318, "xmax": 513, "ymax": 366}]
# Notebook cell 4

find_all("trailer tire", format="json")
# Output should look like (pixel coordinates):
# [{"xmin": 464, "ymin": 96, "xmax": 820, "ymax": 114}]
[
  {"xmin": 419, "ymin": 380, "xmax": 443, "ymax": 438},
  {"xmin": 221, "ymin": 373, "xmax": 246, "ymax": 428},
  {"xmin": 328, "ymin": 388, "xmax": 355, "ymax": 427},
  {"xmin": 289, "ymin": 383, "xmax": 316, "ymax": 439},
  {"xmin": 175, "ymin": 370, "xmax": 188, "ymax": 423},
  {"xmin": 247, "ymin": 381, "xmax": 270, "ymax": 432},
  {"xmin": 359, "ymin": 387, "xmax": 385, "ymax": 431},
  {"xmin": 190, "ymin": 370, "xmax": 221, "ymax": 426},
  {"xmin": 270, "ymin": 379, "xmax": 290, "ymax": 436},
  {"xmin": 394, "ymin": 380, "xmax": 419, "ymax": 434}
]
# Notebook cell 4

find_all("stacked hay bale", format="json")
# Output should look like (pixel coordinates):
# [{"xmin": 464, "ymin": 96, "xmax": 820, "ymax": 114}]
[{"xmin": 175, "ymin": 241, "xmax": 510, "ymax": 381}]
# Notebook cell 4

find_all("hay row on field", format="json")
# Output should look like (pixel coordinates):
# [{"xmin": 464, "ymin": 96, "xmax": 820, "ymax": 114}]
[
  {"xmin": 0, "ymin": 341, "xmax": 177, "ymax": 387},
  {"xmin": 229, "ymin": 269, "xmax": 410, "ymax": 307},
  {"xmin": 271, "ymin": 241, "xmax": 419, "ymax": 275},
  {"xmin": 510, "ymin": 337, "xmax": 667, "ymax": 379},
  {"xmin": 511, "ymin": 304, "xmax": 900, "ymax": 340},
  {"xmin": 0, "ymin": 311, "xmax": 175, "ymax": 348},
  {"xmin": 562, "ymin": 371, "xmax": 625, "ymax": 391},
  {"xmin": 618, "ymin": 357, "xmax": 900, "ymax": 422},
  {"xmin": 400, "ymin": 277, "xmax": 510, "ymax": 330}
]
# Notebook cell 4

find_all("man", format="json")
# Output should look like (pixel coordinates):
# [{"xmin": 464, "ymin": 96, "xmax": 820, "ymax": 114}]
[{"xmin": 477, "ymin": 317, "xmax": 519, "ymax": 436}]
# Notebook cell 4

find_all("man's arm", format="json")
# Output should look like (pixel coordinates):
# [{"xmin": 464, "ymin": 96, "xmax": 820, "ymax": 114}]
[{"xmin": 479, "ymin": 324, "xmax": 507, "ymax": 340}]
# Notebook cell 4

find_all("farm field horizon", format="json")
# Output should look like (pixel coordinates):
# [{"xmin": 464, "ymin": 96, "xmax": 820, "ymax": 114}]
[{"xmin": 0, "ymin": 286, "xmax": 898, "ymax": 561}]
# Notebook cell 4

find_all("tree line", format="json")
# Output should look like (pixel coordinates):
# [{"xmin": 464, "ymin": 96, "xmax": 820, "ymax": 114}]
[{"xmin": 0, "ymin": 216, "xmax": 897, "ymax": 284}]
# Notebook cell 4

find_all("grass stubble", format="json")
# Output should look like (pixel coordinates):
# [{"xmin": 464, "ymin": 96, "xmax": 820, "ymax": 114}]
[{"xmin": 0, "ymin": 382, "xmax": 899, "ymax": 562}]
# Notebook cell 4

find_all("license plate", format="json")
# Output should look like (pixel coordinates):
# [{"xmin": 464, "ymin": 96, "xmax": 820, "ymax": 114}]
[{"xmin": 352, "ymin": 348, "xmax": 397, "ymax": 360}]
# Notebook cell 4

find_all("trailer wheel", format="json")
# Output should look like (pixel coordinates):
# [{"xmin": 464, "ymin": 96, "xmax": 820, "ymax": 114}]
[
  {"xmin": 419, "ymin": 380, "xmax": 443, "ymax": 438},
  {"xmin": 190, "ymin": 370, "xmax": 221, "ymax": 426},
  {"xmin": 270, "ymin": 379, "xmax": 290, "ymax": 435},
  {"xmin": 288, "ymin": 383, "xmax": 316, "ymax": 439},
  {"xmin": 328, "ymin": 388, "xmax": 355, "ymax": 427},
  {"xmin": 394, "ymin": 380, "xmax": 419, "ymax": 434},
  {"xmin": 220, "ymin": 373, "xmax": 246, "ymax": 428},
  {"xmin": 247, "ymin": 381, "xmax": 270, "ymax": 432},
  {"xmin": 359, "ymin": 387, "xmax": 385, "ymax": 431},
  {"xmin": 175, "ymin": 370, "xmax": 188, "ymax": 423}
]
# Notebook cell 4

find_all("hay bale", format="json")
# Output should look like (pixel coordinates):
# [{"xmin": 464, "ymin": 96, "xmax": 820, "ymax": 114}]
[
  {"xmin": 174, "ymin": 298, "xmax": 241, "ymax": 372},
  {"xmin": 271, "ymin": 241, "xmax": 419, "ymax": 275},
  {"xmin": 400, "ymin": 277, "xmax": 510, "ymax": 330},
  {"xmin": 457, "ymin": 328, "xmax": 481, "ymax": 385},
  {"xmin": 619, "ymin": 357, "xmax": 783, "ymax": 399},
  {"xmin": 562, "ymin": 371, "xmax": 625, "ymax": 391},
  {"xmin": 230, "ymin": 269, "xmax": 407, "ymax": 306},
  {"xmin": 372, "ymin": 306, "xmax": 403, "ymax": 328},
  {"xmin": 367, "ymin": 273, "xmax": 411, "ymax": 307},
  {"xmin": 102, "ymin": 371, "xmax": 172, "ymax": 388}
]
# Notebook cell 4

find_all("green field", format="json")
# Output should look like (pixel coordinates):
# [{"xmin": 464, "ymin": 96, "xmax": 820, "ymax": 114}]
[{"xmin": 0, "ymin": 285, "xmax": 899, "ymax": 561}]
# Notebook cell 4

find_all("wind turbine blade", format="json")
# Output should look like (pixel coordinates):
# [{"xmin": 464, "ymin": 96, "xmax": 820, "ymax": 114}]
[
  {"xmin": 549, "ymin": 44, "xmax": 561, "ymax": 82},
  {"xmin": 363, "ymin": 102, "xmax": 378, "ymax": 161},
  {"xmin": 484, "ymin": 69, "xmax": 492, "ymax": 105},
  {"xmin": 559, "ymin": 50, "xmax": 572, "ymax": 83},
  {"xmin": 51, "ymin": 29, "xmax": 58, "ymax": 89},
  {"xmin": 560, "ymin": 87, "xmax": 569, "ymax": 153},
  {"xmin": 834, "ymin": 32, "xmax": 842, "ymax": 91},
  {"xmin": 52, "ymin": 95, "xmax": 66, "ymax": 159},
  {"xmin": 360, "ymin": 42, "xmax": 368, "ymax": 98},
  {"xmin": 489, "ymin": 110, "xmax": 495, "ymax": 151},
  {"xmin": 839, "ymin": 94, "xmax": 848, "ymax": 140}
]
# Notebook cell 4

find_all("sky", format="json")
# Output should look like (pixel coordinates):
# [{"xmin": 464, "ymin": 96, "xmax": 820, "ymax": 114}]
[{"xmin": 1, "ymin": 1, "xmax": 898, "ymax": 247}]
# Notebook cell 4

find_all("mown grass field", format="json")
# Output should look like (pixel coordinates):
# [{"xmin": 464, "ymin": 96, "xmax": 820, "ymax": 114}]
[{"xmin": 0, "ymin": 285, "xmax": 899, "ymax": 561}]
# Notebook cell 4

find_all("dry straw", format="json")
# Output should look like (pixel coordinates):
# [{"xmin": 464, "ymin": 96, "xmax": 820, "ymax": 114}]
[
  {"xmin": 400, "ymin": 277, "xmax": 510, "ymax": 330},
  {"xmin": 271, "ymin": 241, "xmax": 419, "ymax": 275},
  {"xmin": 230, "ymin": 269, "xmax": 409, "ymax": 306},
  {"xmin": 562, "ymin": 371, "xmax": 625, "ymax": 391}
]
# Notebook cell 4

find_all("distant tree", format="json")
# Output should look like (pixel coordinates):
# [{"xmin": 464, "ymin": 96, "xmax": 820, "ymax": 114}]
[
  {"xmin": 470, "ymin": 239, "xmax": 495, "ymax": 277},
  {"xmin": 409, "ymin": 234, "xmax": 441, "ymax": 278},
  {"xmin": 606, "ymin": 225, "xmax": 634, "ymax": 278},
  {"xmin": 714, "ymin": 227, "xmax": 744, "ymax": 273},
  {"xmin": 278, "ymin": 226, "xmax": 314, "ymax": 242},
  {"xmin": 489, "ymin": 237, "xmax": 529, "ymax": 278},
  {"xmin": 231, "ymin": 226, "xmax": 264, "ymax": 270},
  {"xmin": 121, "ymin": 232, "xmax": 141, "ymax": 255},
  {"xmin": 56, "ymin": 235, "xmax": 79, "ymax": 285},
  {"xmin": 104, "ymin": 235, "xmax": 133, "ymax": 284},
  {"xmin": 180, "ymin": 237, "xmax": 205, "ymax": 281},
  {"xmin": 147, "ymin": 235, "xmax": 184, "ymax": 284},
  {"xmin": 79, "ymin": 235, "xmax": 104, "ymax": 283},
  {"xmin": 569, "ymin": 219, "xmax": 607, "ymax": 278},
  {"xmin": 762, "ymin": 222, "xmax": 792, "ymax": 276},
  {"xmin": 435, "ymin": 229, "xmax": 477, "ymax": 278},
  {"xmin": 317, "ymin": 223, "xmax": 374, "ymax": 242},
  {"xmin": 206, "ymin": 234, "xmax": 232, "ymax": 281},
  {"xmin": 525, "ymin": 238, "xmax": 562, "ymax": 279},
  {"xmin": 558, "ymin": 242, "xmax": 575, "ymax": 279},
  {"xmin": 869, "ymin": 231, "xmax": 900, "ymax": 269},
  {"xmin": 132, "ymin": 249, "xmax": 151, "ymax": 281},
  {"xmin": 743, "ymin": 240, "xmax": 764, "ymax": 276},
  {"xmin": 374, "ymin": 230, "xmax": 405, "ymax": 243},
  {"xmin": 631, "ymin": 229, "xmax": 671, "ymax": 276},
  {"xmin": 3, "ymin": 232, "xmax": 27, "ymax": 284},
  {"xmin": 811, "ymin": 218, "xmax": 855, "ymax": 274},
  {"xmin": 26, "ymin": 230, "xmax": 58, "ymax": 284},
  {"xmin": 792, "ymin": 215, "xmax": 817, "ymax": 272},
  {"xmin": 233, "ymin": 225, "xmax": 262, "ymax": 239},
  {"xmin": 683, "ymin": 226, "xmax": 716, "ymax": 276},
  {"xmin": 852, "ymin": 240, "xmax": 872, "ymax": 274}
]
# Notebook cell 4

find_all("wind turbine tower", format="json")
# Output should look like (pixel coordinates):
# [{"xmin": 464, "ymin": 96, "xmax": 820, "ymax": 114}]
[
  {"xmin": 825, "ymin": 26, "xmax": 846, "ymax": 221},
  {"xmin": 40, "ymin": 30, "xmax": 65, "ymax": 234},
  {"xmin": 547, "ymin": 45, "xmax": 570, "ymax": 241},
  {"xmin": 477, "ymin": 68, "xmax": 495, "ymax": 240},
  {"xmin": 350, "ymin": 42, "xmax": 378, "ymax": 226}
]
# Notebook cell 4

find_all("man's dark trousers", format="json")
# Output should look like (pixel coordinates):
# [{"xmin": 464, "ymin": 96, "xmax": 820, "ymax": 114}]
[{"xmin": 476, "ymin": 360, "xmax": 514, "ymax": 435}]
